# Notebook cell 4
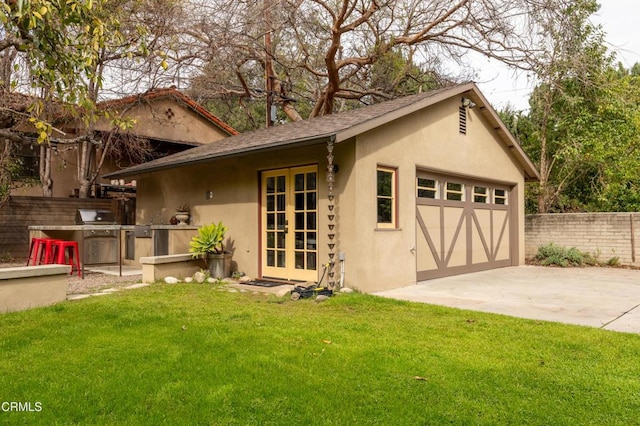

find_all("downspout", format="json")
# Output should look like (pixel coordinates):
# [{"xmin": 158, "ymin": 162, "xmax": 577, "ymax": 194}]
[{"xmin": 326, "ymin": 136, "xmax": 338, "ymax": 289}]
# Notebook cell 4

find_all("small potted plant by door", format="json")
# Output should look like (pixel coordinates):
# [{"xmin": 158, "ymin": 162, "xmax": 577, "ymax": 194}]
[
  {"xmin": 189, "ymin": 221, "xmax": 232, "ymax": 279},
  {"xmin": 175, "ymin": 204, "xmax": 190, "ymax": 225}
]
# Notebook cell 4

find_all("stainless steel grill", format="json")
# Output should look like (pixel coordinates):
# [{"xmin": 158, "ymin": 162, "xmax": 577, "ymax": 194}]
[
  {"xmin": 75, "ymin": 209, "xmax": 117, "ymax": 225},
  {"xmin": 75, "ymin": 209, "xmax": 119, "ymax": 265}
]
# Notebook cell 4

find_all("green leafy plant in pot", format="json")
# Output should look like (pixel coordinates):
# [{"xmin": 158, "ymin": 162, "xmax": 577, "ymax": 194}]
[{"xmin": 189, "ymin": 221, "xmax": 232, "ymax": 278}]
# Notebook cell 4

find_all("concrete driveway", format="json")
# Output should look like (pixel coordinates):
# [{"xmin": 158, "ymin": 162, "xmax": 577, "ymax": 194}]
[{"xmin": 373, "ymin": 266, "xmax": 640, "ymax": 333}]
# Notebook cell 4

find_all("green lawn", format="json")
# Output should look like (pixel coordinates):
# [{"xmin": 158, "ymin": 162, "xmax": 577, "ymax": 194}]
[{"xmin": 1, "ymin": 284, "xmax": 639, "ymax": 425}]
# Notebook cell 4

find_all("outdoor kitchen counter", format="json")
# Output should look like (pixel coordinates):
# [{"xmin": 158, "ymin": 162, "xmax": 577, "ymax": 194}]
[
  {"xmin": 28, "ymin": 226, "xmax": 136, "ymax": 277},
  {"xmin": 29, "ymin": 225, "xmax": 199, "ymax": 230},
  {"xmin": 29, "ymin": 225, "xmax": 134, "ymax": 231},
  {"xmin": 28, "ymin": 226, "xmax": 200, "ymax": 270}
]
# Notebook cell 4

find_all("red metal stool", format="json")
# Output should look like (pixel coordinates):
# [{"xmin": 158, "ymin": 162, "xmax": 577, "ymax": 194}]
[
  {"xmin": 27, "ymin": 238, "xmax": 57, "ymax": 265},
  {"xmin": 43, "ymin": 239, "xmax": 60, "ymax": 264},
  {"xmin": 26, "ymin": 237, "xmax": 43, "ymax": 265},
  {"xmin": 52, "ymin": 240, "xmax": 81, "ymax": 276}
]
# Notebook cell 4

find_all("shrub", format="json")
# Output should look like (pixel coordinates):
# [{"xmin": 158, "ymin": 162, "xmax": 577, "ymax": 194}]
[
  {"xmin": 606, "ymin": 256, "xmax": 620, "ymax": 267},
  {"xmin": 533, "ymin": 243, "xmax": 598, "ymax": 267}
]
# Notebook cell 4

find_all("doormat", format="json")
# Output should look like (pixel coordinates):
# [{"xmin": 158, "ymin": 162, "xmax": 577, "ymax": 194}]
[{"xmin": 246, "ymin": 280, "xmax": 286, "ymax": 288}]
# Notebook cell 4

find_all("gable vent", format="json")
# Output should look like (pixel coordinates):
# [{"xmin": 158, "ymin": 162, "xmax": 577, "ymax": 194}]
[{"xmin": 459, "ymin": 106, "xmax": 467, "ymax": 135}]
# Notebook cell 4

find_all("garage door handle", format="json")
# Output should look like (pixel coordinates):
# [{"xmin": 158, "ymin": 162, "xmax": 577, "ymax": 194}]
[{"xmin": 410, "ymin": 246, "xmax": 416, "ymax": 254}]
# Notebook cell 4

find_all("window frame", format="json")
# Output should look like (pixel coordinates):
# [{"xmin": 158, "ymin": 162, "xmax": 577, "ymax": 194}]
[
  {"xmin": 417, "ymin": 177, "xmax": 439, "ymax": 199},
  {"xmin": 376, "ymin": 165, "xmax": 398, "ymax": 229},
  {"xmin": 494, "ymin": 188, "xmax": 508, "ymax": 205},
  {"xmin": 416, "ymin": 171, "xmax": 512, "ymax": 209},
  {"xmin": 14, "ymin": 141, "xmax": 40, "ymax": 181},
  {"xmin": 472, "ymin": 185, "xmax": 489, "ymax": 204},
  {"xmin": 445, "ymin": 181, "xmax": 465, "ymax": 202}
]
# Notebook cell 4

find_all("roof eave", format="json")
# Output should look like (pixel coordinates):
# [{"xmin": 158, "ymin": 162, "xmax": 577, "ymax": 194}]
[
  {"xmin": 469, "ymin": 90, "xmax": 540, "ymax": 182},
  {"xmin": 104, "ymin": 133, "xmax": 335, "ymax": 179},
  {"xmin": 336, "ymin": 82, "xmax": 477, "ymax": 143},
  {"xmin": 335, "ymin": 82, "xmax": 540, "ymax": 182}
]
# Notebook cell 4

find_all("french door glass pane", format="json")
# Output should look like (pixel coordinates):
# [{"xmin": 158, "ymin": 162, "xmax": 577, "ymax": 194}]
[
  {"xmin": 306, "ymin": 232, "xmax": 316, "ymax": 250},
  {"xmin": 306, "ymin": 192, "xmax": 316, "ymax": 209},
  {"xmin": 307, "ymin": 212, "xmax": 316, "ymax": 230},
  {"xmin": 266, "ymin": 177, "xmax": 275, "ymax": 193},
  {"xmin": 295, "ymin": 212, "xmax": 304, "ymax": 230},
  {"xmin": 306, "ymin": 173, "xmax": 317, "ymax": 190},
  {"xmin": 295, "ymin": 173, "xmax": 305, "ymax": 191},
  {"xmin": 277, "ymin": 251, "xmax": 285, "ymax": 267},
  {"xmin": 306, "ymin": 252, "xmax": 316, "ymax": 270},
  {"xmin": 295, "ymin": 252, "xmax": 304, "ymax": 269},
  {"xmin": 267, "ymin": 250, "xmax": 275, "ymax": 267}
]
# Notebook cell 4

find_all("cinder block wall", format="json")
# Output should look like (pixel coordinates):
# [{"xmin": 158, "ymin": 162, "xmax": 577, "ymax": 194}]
[
  {"xmin": 525, "ymin": 213, "xmax": 640, "ymax": 264},
  {"xmin": 0, "ymin": 196, "xmax": 115, "ymax": 260}
]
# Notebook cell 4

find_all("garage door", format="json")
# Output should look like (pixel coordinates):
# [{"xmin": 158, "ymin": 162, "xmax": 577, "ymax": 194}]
[{"xmin": 415, "ymin": 172, "xmax": 514, "ymax": 281}]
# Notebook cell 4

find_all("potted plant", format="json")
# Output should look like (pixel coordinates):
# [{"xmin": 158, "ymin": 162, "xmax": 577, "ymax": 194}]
[
  {"xmin": 189, "ymin": 221, "xmax": 231, "ymax": 278},
  {"xmin": 175, "ymin": 204, "xmax": 190, "ymax": 225}
]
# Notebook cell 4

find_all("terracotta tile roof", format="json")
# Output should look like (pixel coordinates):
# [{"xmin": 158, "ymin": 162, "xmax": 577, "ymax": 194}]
[
  {"xmin": 105, "ymin": 83, "xmax": 540, "ymax": 181},
  {"xmin": 0, "ymin": 89, "xmax": 68, "ymax": 124},
  {"xmin": 98, "ymin": 87, "xmax": 239, "ymax": 136}
]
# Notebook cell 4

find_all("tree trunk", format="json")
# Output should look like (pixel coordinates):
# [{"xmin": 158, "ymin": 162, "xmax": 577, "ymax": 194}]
[
  {"xmin": 39, "ymin": 144, "xmax": 52, "ymax": 197},
  {"xmin": 78, "ymin": 139, "xmax": 94, "ymax": 198}
]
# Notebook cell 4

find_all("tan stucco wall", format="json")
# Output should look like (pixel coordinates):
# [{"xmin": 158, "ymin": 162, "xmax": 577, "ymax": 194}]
[
  {"xmin": 11, "ymin": 98, "xmax": 229, "ymax": 198},
  {"xmin": 135, "ymin": 143, "xmax": 339, "ymax": 281},
  {"xmin": 94, "ymin": 98, "xmax": 229, "ymax": 144},
  {"xmin": 11, "ymin": 150, "xmax": 131, "ymax": 198},
  {"xmin": 134, "ymin": 97, "xmax": 526, "ymax": 292},
  {"xmin": 140, "ymin": 255, "xmax": 203, "ymax": 283},
  {"xmin": 337, "ymin": 97, "xmax": 526, "ymax": 292},
  {"xmin": 0, "ymin": 265, "xmax": 69, "ymax": 313}
]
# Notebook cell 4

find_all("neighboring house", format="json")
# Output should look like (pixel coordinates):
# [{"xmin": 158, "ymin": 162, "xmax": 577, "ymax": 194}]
[
  {"xmin": 106, "ymin": 83, "xmax": 539, "ymax": 293},
  {"xmin": 10, "ymin": 87, "xmax": 237, "ymax": 198}
]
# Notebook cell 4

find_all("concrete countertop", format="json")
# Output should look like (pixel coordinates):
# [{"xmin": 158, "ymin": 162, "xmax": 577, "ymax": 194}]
[
  {"xmin": 29, "ymin": 225, "xmax": 199, "ymax": 231},
  {"xmin": 29, "ymin": 225, "xmax": 124, "ymax": 231},
  {"xmin": 148, "ymin": 225, "xmax": 199, "ymax": 230}
]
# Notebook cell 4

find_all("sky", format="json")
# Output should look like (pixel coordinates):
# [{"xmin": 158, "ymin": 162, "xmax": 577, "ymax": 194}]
[{"xmin": 475, "ymin": 1, "xmax": 640, "ymax": 112}]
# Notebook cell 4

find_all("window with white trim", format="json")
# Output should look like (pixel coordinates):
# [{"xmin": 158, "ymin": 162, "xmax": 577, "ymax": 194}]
[
  {"xmin": 377, "ymin": 166, "xmax": 397, "ymax": 228},
  {"xmin": 494, "ymin": 188, "xmax": 508, "ymax": 205},
  {"xmin": 473, "ymin": 186, "xmax": 488, "ymax": 203},
  {"xmin": 445, "ymin": 182, "xmax": 465, "ymax": 201},
  {"xmin": 417, "ymin": 178, "xmax": 438, "ymax": 199}
]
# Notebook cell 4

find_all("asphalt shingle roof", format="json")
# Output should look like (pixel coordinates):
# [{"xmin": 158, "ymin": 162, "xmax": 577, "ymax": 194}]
[{"xmin": 105, "ymin": 83, "xmax": 540, "ymax": 181}]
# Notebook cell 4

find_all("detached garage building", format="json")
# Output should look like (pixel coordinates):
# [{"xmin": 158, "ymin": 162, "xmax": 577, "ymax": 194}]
[{"xmin": 107, "ymin": 82, "xmax": 539, "ymax": 293}]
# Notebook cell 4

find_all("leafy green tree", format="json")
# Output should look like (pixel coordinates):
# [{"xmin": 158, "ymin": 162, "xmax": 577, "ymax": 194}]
[
  {"xmin": 519, "ymin": 0, "xmax": 617, "ymax": 212},
  {"xmin": 0, "ymin": 0, "xmax": 164, "ymax": 199},
  {"xmin": 507, "ymin": 57, "xmax": 640, "ymax": 213}
]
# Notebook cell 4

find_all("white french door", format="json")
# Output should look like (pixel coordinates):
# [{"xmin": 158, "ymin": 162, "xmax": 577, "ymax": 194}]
[{"xmin": 261, "ymin": 166, "xmax": 318, "ymax": 281}]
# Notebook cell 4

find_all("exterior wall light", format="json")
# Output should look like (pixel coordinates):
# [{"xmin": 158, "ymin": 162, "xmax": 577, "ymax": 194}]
[{"xmin": 461, "ymin": 97, "xmax": 477, "ymax": 109}]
